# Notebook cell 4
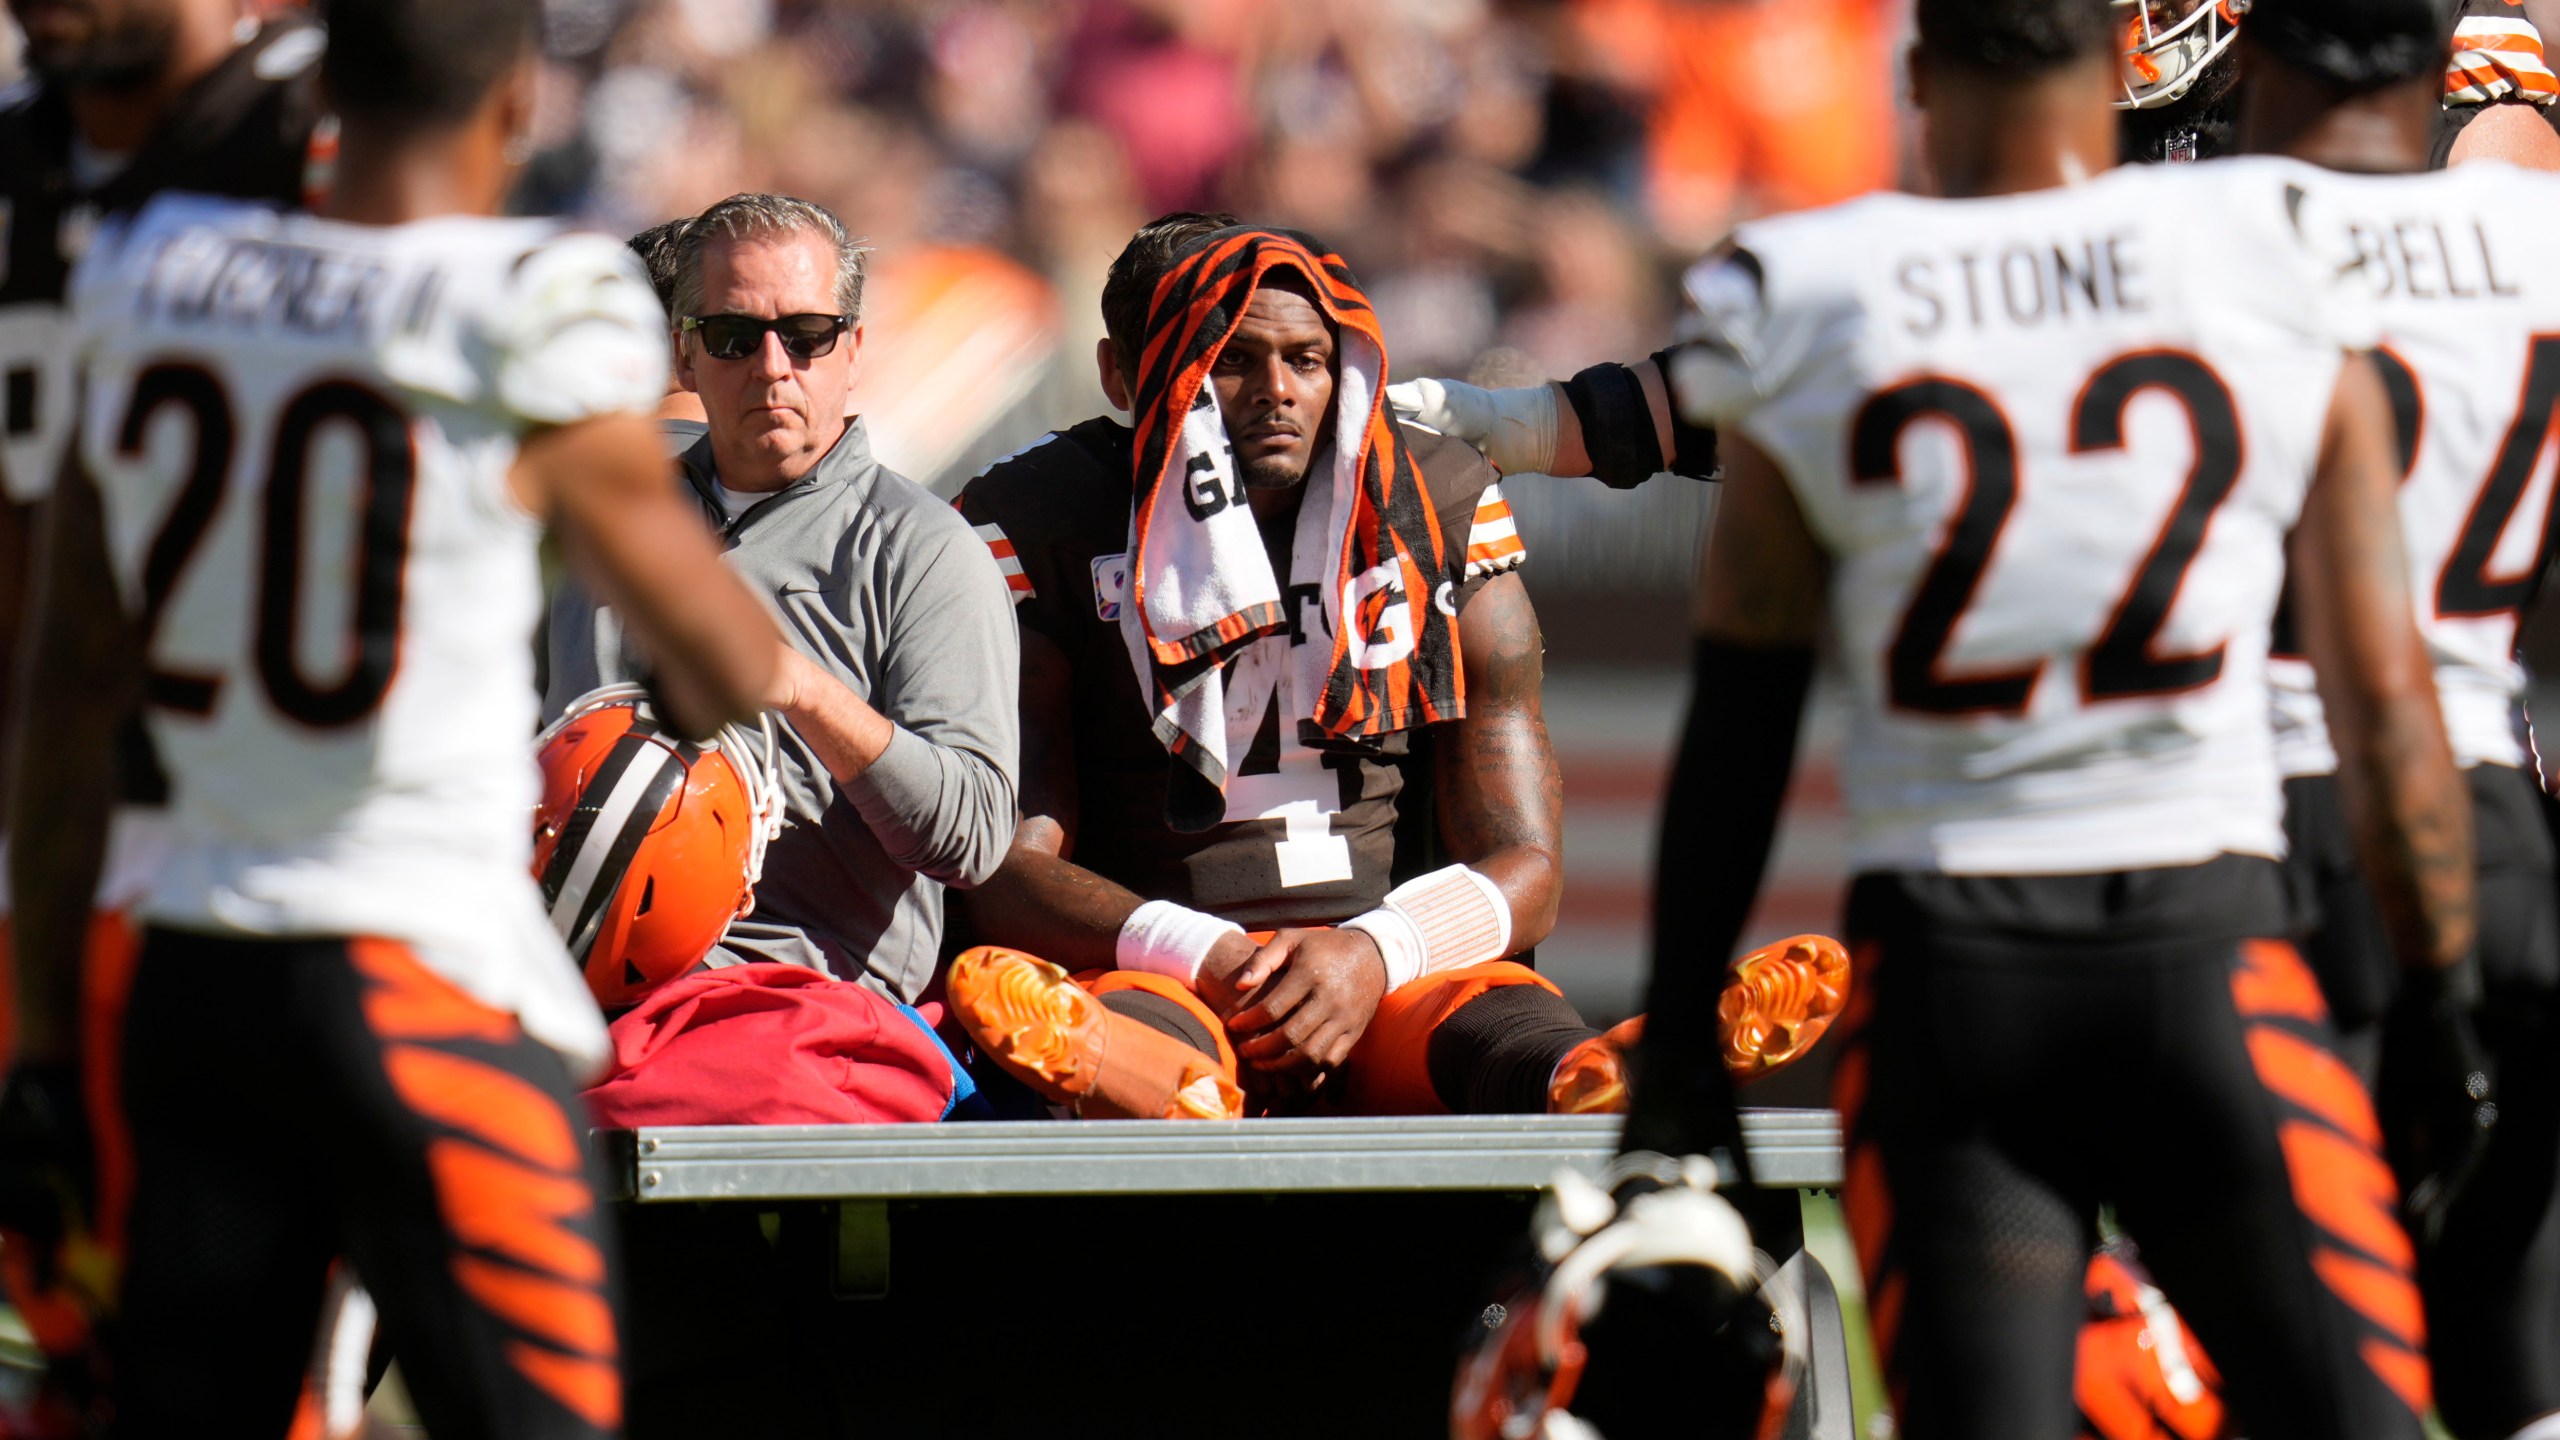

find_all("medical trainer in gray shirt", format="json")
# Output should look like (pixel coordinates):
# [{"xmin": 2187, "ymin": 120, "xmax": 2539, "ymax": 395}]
[{"xmin": 547, "ymin": 193, "xmax": 1018, "ymax": 1004}]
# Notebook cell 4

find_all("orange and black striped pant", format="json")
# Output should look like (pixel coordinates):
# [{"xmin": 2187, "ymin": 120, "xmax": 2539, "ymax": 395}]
[
  {"xmin": 2289, "ymin": 764, "xmax": 2560, "ymax": 1439},
  {"xmin": 110, "ymin": 929, "xmax": 620, "ymax": 1438},
  {"xmin": 1831, "ymin": 858, "xmax": 2429, "ymax": 1440}
]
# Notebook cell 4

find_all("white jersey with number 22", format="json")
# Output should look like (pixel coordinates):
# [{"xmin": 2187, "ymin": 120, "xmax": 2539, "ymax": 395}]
[{"xmin": 1671, "ymin": 158, "xmax": 2370, "ymax": 876}]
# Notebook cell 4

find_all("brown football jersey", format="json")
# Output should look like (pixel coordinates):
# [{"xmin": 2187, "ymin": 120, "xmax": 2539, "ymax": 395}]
[{"xmin": 960, "ymin": 415, "xmax": 1524, "ymax": 930}]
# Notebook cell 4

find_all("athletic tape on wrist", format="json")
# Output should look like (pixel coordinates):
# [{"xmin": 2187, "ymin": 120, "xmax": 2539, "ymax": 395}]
[
  {"xmin": 1116, "ymin": 900, "xmax": 1245, "ymax": 989},
  {"xmin": 1494, "ymin": 381, "xmax": 1563, "ymax": 477},
  {"xmin": 1343, "ymin": 864, "xmax": 1512, "ymax": 992},
  {"xmin": 1649, "ymin": 348, "xmax": 1720, "ymax": 480},
  {"xmin": 1560, "ymin": 362, "xmax": 1665, "ymax": 490}
]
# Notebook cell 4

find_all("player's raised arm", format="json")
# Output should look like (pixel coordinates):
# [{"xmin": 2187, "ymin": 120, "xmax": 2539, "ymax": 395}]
[
  {"xmin": 516, "ymin": 412, "xmax": 781, "ymax": 741},
  {"xmin": 1620, "ymin": 433, "xmax": 1824, "ymax": 1168},
  {"xmin": 3, "ymin": 461, "xmax": 133, "ymax": 1066},
  {"xmin": 1389, "ymin": 353, "xmax": 1709, "ymax": 487}
]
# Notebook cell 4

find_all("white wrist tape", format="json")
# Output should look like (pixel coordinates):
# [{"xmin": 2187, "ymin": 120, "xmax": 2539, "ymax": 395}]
[
  {"xmin": 1115, "ymin": 900, "xmax": 1245, "ymax": 989},
  {"xmin": 1387, "ymin": 377, "xmax": 1561, "ymax": 477},
  {"xmin": 1342, "ymin": 864, "xmax": 1513, "ymax": 992}
]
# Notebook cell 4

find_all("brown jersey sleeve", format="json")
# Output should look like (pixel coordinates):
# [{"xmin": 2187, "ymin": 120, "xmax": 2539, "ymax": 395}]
[
  {"xmin": 1402, "ymin": 421, "xmax": 1528, "ymax": 611},
  {"xmin": 955, "ymin": 422, "xmax": 1133, "ymax": 648},
  {"xmin": 2434, "ymin": 0, "xmax": 2560, "ymax": 165}
]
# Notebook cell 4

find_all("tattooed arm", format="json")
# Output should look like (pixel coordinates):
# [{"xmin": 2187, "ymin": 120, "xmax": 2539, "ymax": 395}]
[
  {"xmin": 2294, "ymin": 353, "xmax": 2475, "ymax": 975},
  {"xmin": 1433, "ymin": 572, "xmax": 1566, "ymax": 952}
]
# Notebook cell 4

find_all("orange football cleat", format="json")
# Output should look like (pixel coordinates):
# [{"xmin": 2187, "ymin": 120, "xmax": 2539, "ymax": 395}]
[
  {"xmin": 1717, "ymin": 934, "xmax": 1852, "ymax": 1079},
  {"xmin": 948, "ymin": 947, "xmax": 1243, "ymax": 1120},
  {"xmin": 1548, "ymin": 1016, "xmax": 1643, "ymax": 1115}
]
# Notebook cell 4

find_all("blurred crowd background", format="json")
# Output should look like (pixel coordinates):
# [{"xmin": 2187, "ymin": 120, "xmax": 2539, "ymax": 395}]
[{"xmin": 495, "ymin": 0, "xmax": 1913, "ymax": 516}]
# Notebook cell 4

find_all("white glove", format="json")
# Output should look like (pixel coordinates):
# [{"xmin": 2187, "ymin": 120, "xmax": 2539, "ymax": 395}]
[{"xmin": 1385, "ymin": 376, "xmax": 1560, "ymax": 477}]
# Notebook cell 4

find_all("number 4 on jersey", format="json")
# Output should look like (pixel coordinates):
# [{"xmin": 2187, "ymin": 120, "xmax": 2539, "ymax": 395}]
[{"xmin": 2437, "ymin": 335, "xmax": 2560, "ymax": 620}]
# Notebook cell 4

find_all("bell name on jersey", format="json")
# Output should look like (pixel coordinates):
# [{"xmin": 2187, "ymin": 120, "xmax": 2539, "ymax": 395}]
[
  {"xmin": 1671, "ymin": 158, "xmax": 2371, "ymax": 877},
  {"xmin": 2338, "ymin": 213, "xmax": 2522, "ymax": 305},
  {"xmin": 2266, "ymin": 161, "xmax": 2560, "ymax": 780},
  {"xmin": 67, "ymin": 193, "xmax": 668, "ymax": 1068}
]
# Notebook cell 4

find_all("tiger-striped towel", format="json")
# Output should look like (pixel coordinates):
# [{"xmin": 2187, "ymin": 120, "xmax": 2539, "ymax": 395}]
[{"xmin": 1122, "ymin": 227, "xmax": 1462, "ymax": 831}]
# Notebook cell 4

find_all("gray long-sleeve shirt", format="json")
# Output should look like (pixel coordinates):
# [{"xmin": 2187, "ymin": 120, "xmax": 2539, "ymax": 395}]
[{"xmin": 545, "ymin": 419, "xmax": 1019, "ymax": 1004}]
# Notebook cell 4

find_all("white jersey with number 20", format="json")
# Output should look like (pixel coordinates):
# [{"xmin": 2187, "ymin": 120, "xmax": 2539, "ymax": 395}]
[
  {"xmin": 1672, "ymin": 158, "xmax": 2370, "ymax": 876},
  {"xmin": 70, "ymin": 194, "xmax": 668, "ymax": 1068}
]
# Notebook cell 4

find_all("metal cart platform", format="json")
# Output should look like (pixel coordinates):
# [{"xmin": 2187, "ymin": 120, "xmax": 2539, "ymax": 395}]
[{"xmin": 600, "ymin": 1110, "xmax": 1856, "ymax": 1439}]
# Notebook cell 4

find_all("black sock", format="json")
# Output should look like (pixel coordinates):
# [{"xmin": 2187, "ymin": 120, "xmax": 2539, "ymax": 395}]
[
  {"xmin": 1100, "ymin": 989, "xmax": 1222, "ymax": 1060},
  {"xmin": 1426, "ymin": 985, "xmax": 1598, "ymax": 1114}
]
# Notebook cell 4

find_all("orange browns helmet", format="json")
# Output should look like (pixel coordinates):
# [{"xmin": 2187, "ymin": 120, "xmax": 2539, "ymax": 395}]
[
  {"xmin": 2116, "ymin": 0, "xmax": 2250, "ymax": 108},
  {"xmin": 531, "ymin": 685, "xmax": 782, "ymax": 1009}
]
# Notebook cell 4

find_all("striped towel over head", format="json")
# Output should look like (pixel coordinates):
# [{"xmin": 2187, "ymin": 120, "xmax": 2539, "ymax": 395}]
[{"xmin": 1122, "ymin": 227, "xmax": 1464, "ymax": 831}]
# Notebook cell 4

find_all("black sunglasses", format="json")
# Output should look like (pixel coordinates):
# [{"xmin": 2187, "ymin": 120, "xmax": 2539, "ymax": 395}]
[{"xmin": 681, "ymin": 312, "xmax": 851, "ymax": 361}]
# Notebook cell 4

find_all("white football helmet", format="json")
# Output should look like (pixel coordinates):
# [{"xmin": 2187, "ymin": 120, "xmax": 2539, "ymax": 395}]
[
  {"xmin": 1451, "ymin": 1154, "xmax": 1804, "ymax": 1440},
  {"xmin": 2115, "ymin": 0, "xmax": 2250, "ymax": 109}
]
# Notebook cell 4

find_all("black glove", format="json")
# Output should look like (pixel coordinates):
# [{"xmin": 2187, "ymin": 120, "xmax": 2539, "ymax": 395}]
[
  {"xmin": 0, "ymin": 1062, "xmax": 95, "ymax": 1292},
  {"xmin": 2385, "ymin": 958, "xmax": 2496, "ymax": 1247},
  {"xmin": 1572, "ymin": 1260, "xmax": 1781, "ymax": 1436}
]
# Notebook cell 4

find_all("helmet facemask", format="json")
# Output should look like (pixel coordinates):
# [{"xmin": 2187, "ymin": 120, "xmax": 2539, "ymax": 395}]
[
  {"xmin": 2114, "ymin": 0, "xmax": 2250, "ymax": 109},
  {"xmin": 531, "ymin": 685, "xmax": 789, "ymax": 1007}
]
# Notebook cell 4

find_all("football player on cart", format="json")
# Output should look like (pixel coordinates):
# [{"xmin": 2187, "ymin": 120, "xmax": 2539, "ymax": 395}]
[{"xmin": 952, "ymin": 214, "xmax": 1852, "ymax": 1122}]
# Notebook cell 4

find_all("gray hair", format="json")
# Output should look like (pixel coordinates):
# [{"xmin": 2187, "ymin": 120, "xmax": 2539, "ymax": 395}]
[
  {"xmin": 673, "ymin": 193, "xmax": 870, "ymax": 325},
  {"xmin": 626, "ymin": 217, "xmax": 692, "ymax": 312}
]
